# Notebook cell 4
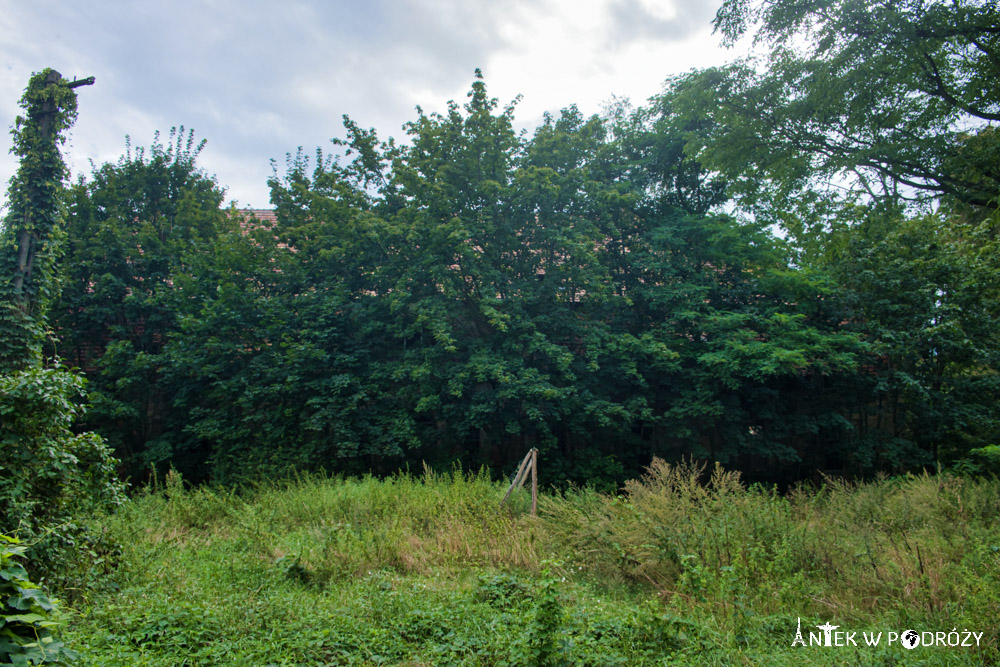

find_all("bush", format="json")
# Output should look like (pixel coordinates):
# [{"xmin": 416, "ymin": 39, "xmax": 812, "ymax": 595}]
[
  {"xmin": 0, "ymin": 365, "xmax": 126, "ymax": 585},
  {"xmin": 0, "ymin": 534, "xmax": 76, "ymax": 665}
]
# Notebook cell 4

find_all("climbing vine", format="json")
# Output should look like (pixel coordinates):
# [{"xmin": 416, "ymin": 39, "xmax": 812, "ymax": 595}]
[
  {"xmin": 0, "ymin": 69, "xmax": 125, "ymax": 588},
  {"xmin": 0, "ymin": 68, "xmax": 80, "ymax": 370}
]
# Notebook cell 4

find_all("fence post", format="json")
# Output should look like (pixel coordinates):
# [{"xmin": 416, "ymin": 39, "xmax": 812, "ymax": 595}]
[
  {"xmin": 500, "ymin": 447, "xmax": 539, "ymax": 516},
  {"xmin": 530, "ymin": 448, "xmax": 538, "ymax": 516}
]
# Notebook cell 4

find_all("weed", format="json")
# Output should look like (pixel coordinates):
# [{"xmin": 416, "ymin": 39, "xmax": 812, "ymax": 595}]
[{"xmin": 59, "ymin": 463, "xmax": 1000, "ymax": 665}]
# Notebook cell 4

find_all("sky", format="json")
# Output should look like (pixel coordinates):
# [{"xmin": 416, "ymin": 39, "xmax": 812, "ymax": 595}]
[{"xmin": 1, "ymin": 0, "xmax": 742, "ymax": 209}]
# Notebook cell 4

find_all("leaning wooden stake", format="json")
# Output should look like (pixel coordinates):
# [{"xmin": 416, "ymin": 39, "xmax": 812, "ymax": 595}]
[
  {"xmin": 500, "ymin": 447, "xmax": 538, "ymax": 515},
  {"xmin": 530, "ymin": 448, "xmax": 538, "ymax": 516}
]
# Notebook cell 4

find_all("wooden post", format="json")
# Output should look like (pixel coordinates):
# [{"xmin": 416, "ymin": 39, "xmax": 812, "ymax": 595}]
[
  {"xmin": 530, "ymin": 448, "xmax": 538, "ymax": 516},
  {"xmin": 500, "ymin": 450, "xmax": 532, "ymax": 507},
  {"xmin": 500, "ymin": 447, "xmax": 539, "ymax": 514}
]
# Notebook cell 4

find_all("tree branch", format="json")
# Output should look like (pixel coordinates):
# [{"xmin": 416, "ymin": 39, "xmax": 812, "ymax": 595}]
[{"xmin": 918, "ymin": 52, "xmax": 1000, "ymax": 121}]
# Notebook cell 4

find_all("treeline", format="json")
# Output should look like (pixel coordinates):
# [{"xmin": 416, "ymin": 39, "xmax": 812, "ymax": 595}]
[{"xmin": 49, "ymin": 0, "xmax": 1000, "ymax": 487}]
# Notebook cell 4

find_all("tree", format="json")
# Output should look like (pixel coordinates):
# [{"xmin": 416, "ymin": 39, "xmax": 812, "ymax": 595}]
[
  {"xmin": 697, "ymin": 0, "xmax": 1000, "ymax": 467},
  {"xmin": 1, "ymin": 70, "xmax": 84, "ymax": 368},
  {"xmin": 0, "ymin": 69, "xmax": 123, "ymax": 582},
  {"xmin": 50, "ymin": 129, "xmax": 228, "ymax": 476},
  {"xmin": 820, "ymin": 207, "xmax": 1000, "ymax": 467},
  {"xmin": 41, "ymin": 71, "xmax": 883, "ymax": 487},
  {"xmin": 693, "ymin": 0, "xmax": 1000, "ymax": 226}
]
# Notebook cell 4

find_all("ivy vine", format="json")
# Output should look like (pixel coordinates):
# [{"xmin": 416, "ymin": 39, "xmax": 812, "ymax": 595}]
[{"xmin": 1, "ymin": 68, "xmax": 80, "ymax": 370}]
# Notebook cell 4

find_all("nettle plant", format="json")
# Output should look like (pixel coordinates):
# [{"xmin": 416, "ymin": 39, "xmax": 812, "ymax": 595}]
[{"xmin": 0, "ymin": 535, "xmax": 76, "ymax": 666}]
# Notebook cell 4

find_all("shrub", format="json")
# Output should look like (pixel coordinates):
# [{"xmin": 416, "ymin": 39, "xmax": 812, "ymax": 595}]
[
  {"xmin": 0, "ymin": 534, "xmax": 76, "ymax": 665},
  {"xmin": 0, "ymin": 366, "xmax": 126, "ymax": 585}
]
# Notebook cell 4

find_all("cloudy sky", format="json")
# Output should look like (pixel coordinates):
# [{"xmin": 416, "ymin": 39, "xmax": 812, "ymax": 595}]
[{"xmin": 1, "ymin": 0, "xmax": 742, "ymax": 209}]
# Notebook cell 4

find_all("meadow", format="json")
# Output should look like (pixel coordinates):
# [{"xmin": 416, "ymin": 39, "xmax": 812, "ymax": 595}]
[{"xmin": 60, "ymin": 461, "xmax": 1000, "ymax": 666}]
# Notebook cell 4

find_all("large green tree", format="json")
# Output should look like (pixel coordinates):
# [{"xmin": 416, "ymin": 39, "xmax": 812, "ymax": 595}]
[
  {"xmin": 672, "ymin": 0, "xmax": 1000, "ymax": 468},
  {"xmin": 682, "ymin": 0, "xmax": 1000, "ymax": 231},
  {"xmin": 50, "ymin": 129, "xmax": 228, "ymax": 475},
  {"xmin": 174, "ymin": 74, "xmax": 864, "ymax": 485},
  {"xmin": 1, "ymin": 70, "xmax": 81, "ymax": 368},
  {"xmin": 54, "ymin": 72, "xmax": 896, "ymax": 487},
  {"xmin": 817, "ymin": 206, "xmax": 1000, "ymax": 467}
]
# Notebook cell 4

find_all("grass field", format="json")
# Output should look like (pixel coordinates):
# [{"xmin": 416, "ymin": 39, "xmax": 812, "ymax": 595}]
[{"xmin": 60, "ymin": 462, "xmax": 1000, "ymax": 665}]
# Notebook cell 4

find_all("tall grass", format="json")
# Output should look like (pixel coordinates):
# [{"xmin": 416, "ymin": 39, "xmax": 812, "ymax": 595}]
[
  {"xmin": 64, "ymin": 462, "xmax": 1000, "ymax": 665},
  {"xmin": 541, "ymin": 458, "xmax": 1000, "ymax": 662},
  {"xmin": 123, "ymin": 466, "xmax": 540, "ymax": 582}
]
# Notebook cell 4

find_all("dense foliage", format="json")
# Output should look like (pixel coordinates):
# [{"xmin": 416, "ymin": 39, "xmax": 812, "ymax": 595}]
[
  {"xmin": 51, "ymin": 0, "xmax": 1000, "ymax": 483},
  {"xmin": 0, "ymin": 366, "xmax": 124, "ymax": 581},
  {"xmin": 0, "ymin": 69, "xmax": 79, "ymax": 369},
  {"xmin": 53, "ymin": 128, "xmax": 228, "ymax": 474},
  {"xmin": 0, "ymin": 69, "xmax": 125, "ymax": 584},
  {"xmin": 49, "ymin": 77, "xmax": 859, "ymax": 487},
  {"xmin": 0, "ymin": 535, "xmax": 76, "ymax": 665},
  {"xmin": 31, "ymin": 1, "xmax": 1000, "ymax": 489}
]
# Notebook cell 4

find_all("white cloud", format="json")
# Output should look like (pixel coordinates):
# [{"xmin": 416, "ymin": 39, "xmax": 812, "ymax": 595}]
[{"xmin": 1, "ymin": 0, "xmax": 736, "ymax": 210}]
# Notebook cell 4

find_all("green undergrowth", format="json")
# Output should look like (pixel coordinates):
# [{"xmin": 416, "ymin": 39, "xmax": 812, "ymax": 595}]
[{"xmin": 61, "ymin": 463, "xmax": 1000, "ymax": 665}]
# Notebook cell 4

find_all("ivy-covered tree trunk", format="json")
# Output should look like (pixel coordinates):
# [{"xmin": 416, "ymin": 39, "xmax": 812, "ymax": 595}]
[
  {"xmin": 0, "ymin": 69, "xmax": 124, "ymax": 585},
  {"xmin": 0, "ymin": 69, "xmax": 90, "ymax": 370}
]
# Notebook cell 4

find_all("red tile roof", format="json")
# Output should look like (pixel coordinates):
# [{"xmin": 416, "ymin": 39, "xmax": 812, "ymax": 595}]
[{"xmin": 237, "ymin": 208, "xmax": 278, "ymax": 228}]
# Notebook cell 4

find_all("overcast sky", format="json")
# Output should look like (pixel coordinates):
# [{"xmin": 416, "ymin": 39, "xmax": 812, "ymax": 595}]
[{"xmin": 1, "ymin": 0, "xmax": 741, "ymax": 209}]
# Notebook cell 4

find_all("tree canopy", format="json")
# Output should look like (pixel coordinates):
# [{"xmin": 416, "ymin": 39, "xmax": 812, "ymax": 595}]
[
  {"xmin": 17, "ymin": 0, "xmax": 1000, "ymax": 490},
  {"xmin": 46, "ymin": 74, "xmax": 864, "ymax": 487},
  {"xmin": 674, "ymin": 0, "xmax": 1000, "ymax": 229}
]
